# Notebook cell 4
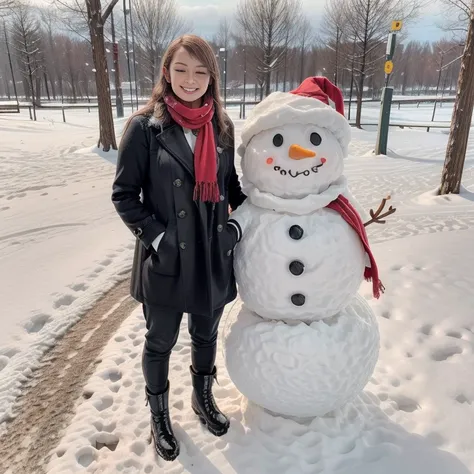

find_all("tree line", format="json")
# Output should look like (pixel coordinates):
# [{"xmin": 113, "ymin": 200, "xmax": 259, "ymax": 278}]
[{"xmin": 0, "ymin": 0, "xmax": 467, "ymax": 148}]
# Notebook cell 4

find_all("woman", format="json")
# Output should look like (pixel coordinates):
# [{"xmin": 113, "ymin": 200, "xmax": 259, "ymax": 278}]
[{"xmin": 111, "ymin": 35, "xmax": 246, "ymax": 462}]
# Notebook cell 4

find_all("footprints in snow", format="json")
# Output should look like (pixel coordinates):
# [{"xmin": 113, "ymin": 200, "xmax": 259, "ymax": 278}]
[
  {"xmin": 431, "ymin": 345, "xmax": 463, "ymax": 362},
  {"xmin": 24, "ymin": 313, "xmax": 52, "ymax": 333},
  {"xmin": 53, "ymin": 294, "xmax": 76, "ymax": 309}
]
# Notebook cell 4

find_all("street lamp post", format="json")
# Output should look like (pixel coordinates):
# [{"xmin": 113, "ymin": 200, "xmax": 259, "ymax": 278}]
[
  {"xmin": 128, "ymin": 0, "xmax": 139, "ymax": 109},
  {"xmin": 110, "ymin": 8, "xmax": 124, "ymax": 118},
  {"xmin": 220, "ymin": 47, "xmax": 227, "ymax": 108},
  {"xmin": 243, "ymin": 47, "xmax": 247, "ymax": 119},
  {"xmin": 3, "ymin": 21, "xmax": 19, "ymax": 111},
  {"xmin": 123, "ymin": 0, "xmax": 134, "ymax": 112}
]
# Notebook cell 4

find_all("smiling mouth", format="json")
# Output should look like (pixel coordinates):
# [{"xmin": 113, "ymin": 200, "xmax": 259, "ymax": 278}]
[
  {"xmin": 273, "ymin": 163, "xmax": 324, "ymax": 178},
  {"xmin": 181, "ymin": 87, "xmax": 198, "ymax": 94}
]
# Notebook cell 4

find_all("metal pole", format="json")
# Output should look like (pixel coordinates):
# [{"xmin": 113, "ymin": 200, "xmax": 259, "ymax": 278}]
[
  {"xmin": 243, "ymin": 48, "xmax": 247, "ymax": 119},
  {"xmin": 3, "ymin": 21, "xmax": 19, "ymax": 109},
  {"xmin": 110, "ymin": 9, "xmax": 124, "ymax": 118},
  {"xmin": 224, "ymin": 48, "xmax": 227, "ymax": 108},
  {"xmin": 348, "ymin": 38, "xmax": 356, "ymax": 121},
  {"xmin": 429, "ymin": 52, "xmax": 444, "ymax": 131},
  {"xmin": 375, "ymin": 87, "xmax": 393, "ymax": 155},
  {"xmin": 128, "ymin": 0, "xmax": 139, "ymax": 109},
  {"xmin": 123, "ymin": 0, "xmax": 133, "ymax": 112}
]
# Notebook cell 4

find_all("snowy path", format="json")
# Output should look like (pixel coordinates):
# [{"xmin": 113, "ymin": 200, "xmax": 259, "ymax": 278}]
[
  {"xmin": 0, "ymin": 110, "xmax": 136, "ymax": 435},
  {"xmin": 0, "ymin": 280, "xmax": 138, "ymax": 474}
]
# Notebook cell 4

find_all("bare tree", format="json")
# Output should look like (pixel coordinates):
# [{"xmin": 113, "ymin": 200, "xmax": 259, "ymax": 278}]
[
  {"xmin": 0, "ymin": 0, "xmax": 13, "ymax": 14},
  {"xmin": 439, "ymin": 0, "xmax": 470, "ymax": 41},
  {"xmin": 439, "ymin": 0, "xmax": 474, "ymax": 195},
  {"xmin": 54, "ymin": 0, "xmax": 119, "ymax": 150},
  {"xmin": 54, "ymin": 0, "xmax": 90, "ymax": 43},
  {"xmin": 9, "ymin": 0, "xmax": 42, "ymax": 117},
  {"xmin": 214, "ymin": 16, "xmax": 232, "ymax": 50},
  {"xmin": 343, "ymin": 0, "xmax": 422, "ymax": 128},
  {"xmin": 236, "ymin": 0, "xmax": 302, "ymax": 97},
  {"xmin": 133, "ymin": 0, "xmax": 187, "ymax": 89},
  {"xmin": 321, "ymin": 0, "xmax": 347, "ymax": 86},
  {"xmin": 297, "ymin": 16, "xmax": 313, "ymax": 83}
]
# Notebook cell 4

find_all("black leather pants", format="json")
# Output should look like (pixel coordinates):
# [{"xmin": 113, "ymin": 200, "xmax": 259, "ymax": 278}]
[{"xmin": 142, "ymin": 304, "xmax": 224, "ymax": 394}]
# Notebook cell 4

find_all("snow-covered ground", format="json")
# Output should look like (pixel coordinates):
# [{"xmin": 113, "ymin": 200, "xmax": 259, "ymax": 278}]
[
  {"xmin": 0, "ymin": 108, "xmax": 136, "ymax": 431},
  {"xmin": 1, "ymin": 103, "xmax": 474, "ymax": 473}
]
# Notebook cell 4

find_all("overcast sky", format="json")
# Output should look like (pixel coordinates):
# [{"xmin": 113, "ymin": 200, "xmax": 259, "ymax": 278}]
[
  {"xmin": 179, "ymin": 0, "xmax": 447, "ymax": 43},
  {"xmin": 30, "ymin": 0, "xmax": 449, "ymax": 43}
]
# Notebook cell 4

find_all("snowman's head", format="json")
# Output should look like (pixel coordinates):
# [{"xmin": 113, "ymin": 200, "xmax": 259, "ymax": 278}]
[
  {"xmin": 242, "ymin": 123, "xmax": 344, "ymax": 198},
  {"xmin": 239, "ymin": 80, "xmax": 351, "ymax": 198}
]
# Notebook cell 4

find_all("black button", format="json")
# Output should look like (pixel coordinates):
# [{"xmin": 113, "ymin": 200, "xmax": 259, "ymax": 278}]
[
  {"xmin": 289, "ymin": 260, "xmax": 304, "ymax": 276},
  {"xmin": 289, "ymin": 225, "xmax": 304, "ymax": 240},
  {"xmin": 217, "ymin": 224, "xmax": 223, "ymax": 232},
  {"xmin": 178, "ymin": 210, "xmax": 187, "ymax": 219},
  {"xmin": 227, "ymin": 249, "xmax": 232, "ymax": 256},
  {"xmin": 133, "ymin": 227, "xmax": 143, "ymax": 237},
  {"xmin": 291, "ymin": 294, "xmax": 305, "ymax": 306},
  {"xmin": 179, "ymin": 242, "xmax": 186, "ymax": 250},
  {"xmin": 173, "ymin": 179, "xmax": 182, "ymax": 187}
]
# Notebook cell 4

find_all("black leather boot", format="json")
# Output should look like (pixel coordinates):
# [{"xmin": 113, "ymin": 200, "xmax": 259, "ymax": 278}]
[
  {"xmin": 190, "ymin": 366, "xmax": 230, "ymax": 437},
  {"xmin": 146, "ymin": 382, "xmax": 180, "ymax": 461}
]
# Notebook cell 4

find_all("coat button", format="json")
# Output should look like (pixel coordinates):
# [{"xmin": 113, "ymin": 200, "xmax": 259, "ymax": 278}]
[
  {"xmin": 289, "ymin": 260, "xmax": 305, "ymax": 276},
  {"xmin": 133, "ymin": 227, "xmax": 143, "ymax": 236},
  {"xmin": 178, "ymin": 210, "xmax": 187, "ymax": 219},
  {"xmin": 217, "ymin": 224, "xmax": 223, "ymax": 232},
  {"xmin": 220, "ymin": 195, "xmax": 225, "ymax": 201},
  {"xmin": 291, "ymin": 293, "xmax": 305, "ymax": 306},
  {"xmin": 173, "ymin": 179, "xmax": 182, "ymax": 187},
  {"xmin": 289, "ymin": 225, "xmax": 304, "ymax": 240},
  {"xmin": 227, "ymin": 249, "xmax": 232, "ymax": 256},
  {"xmin": 179, "ymin": 242, "xmax": 186, "ymax": 250}
]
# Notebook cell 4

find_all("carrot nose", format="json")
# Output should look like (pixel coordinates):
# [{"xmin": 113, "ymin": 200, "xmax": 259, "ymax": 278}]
[{"xmin": 289, "ymin": 144, "xmax": 316, "ymax": 160}]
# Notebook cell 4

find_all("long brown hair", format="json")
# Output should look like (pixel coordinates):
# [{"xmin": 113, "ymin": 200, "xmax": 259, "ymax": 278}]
[{"xmin": 126, "ymin": 34, "xmax": 232, "ymax": 146}]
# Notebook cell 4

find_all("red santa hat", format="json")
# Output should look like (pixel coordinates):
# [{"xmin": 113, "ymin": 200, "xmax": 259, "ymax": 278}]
[{"xmin": 239, "ymin": 76, "xmax": 351, "ymax": 157}]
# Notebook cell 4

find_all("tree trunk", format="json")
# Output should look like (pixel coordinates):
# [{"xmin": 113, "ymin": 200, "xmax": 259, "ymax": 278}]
[
  {"xmin": 3, "ymin": 72, "xmax": 11, "ymax": 99},
  {"xmin": 27, "ymin": 61, "xmax": 36, "ymax": 120},
  {"xmin": 439, "ymin": 5, "xmax": 474, "ymax": 195},
  {"xmin": 86, "ymin": 0, "xmax": 117, "ymax": 151},
  {"xmin": 334, "ymin": 27, "xmax": 340, "ymax": 86},
  {"xmin": 44, "ymin": 72, "xmax": 51, "ymax": 101},
  {"xmin": 401, "ymin": 71, "xmax": 408, "ymax": 95},
  {"xmin": 299, "ymin": 40, "xmax": 305, "ymax": 83},
  {"xmin": 356, "ymin": 72, "xmax": 364, "ymax": 128},
  {"xmin": 35, "ymin": 75, "xmax": 41, "ymax": 106}
]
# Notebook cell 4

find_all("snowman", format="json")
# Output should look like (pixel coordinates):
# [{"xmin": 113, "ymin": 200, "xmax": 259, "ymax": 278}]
[{"xmin": 223, "ymin": 77, "xmax": 389, "ymax": 418}]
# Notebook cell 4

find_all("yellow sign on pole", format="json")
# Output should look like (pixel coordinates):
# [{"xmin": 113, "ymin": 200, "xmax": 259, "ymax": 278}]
[
  {"xmin": 391, "ymin": 20, "xmax": 402, "ymax": 31},
  {"xmin": 384, "ymin": 60, "xmax": 394, "ymax": 74}
]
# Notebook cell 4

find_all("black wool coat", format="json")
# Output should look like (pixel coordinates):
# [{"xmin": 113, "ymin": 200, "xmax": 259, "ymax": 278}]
[{"xmin": 112, "ymin": 114, "xmax": 246, "ymax": 317}]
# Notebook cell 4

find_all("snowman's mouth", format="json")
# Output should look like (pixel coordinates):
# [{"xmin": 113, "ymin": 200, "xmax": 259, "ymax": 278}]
[{"xmin": 273, "ymin": 163, "xmax": 324, "ymax": 178}]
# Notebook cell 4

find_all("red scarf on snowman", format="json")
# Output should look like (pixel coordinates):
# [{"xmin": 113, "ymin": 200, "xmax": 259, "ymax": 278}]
[
  {"xmin": 290, "ymin": 77, "xmax": 384, "ymax": 299},
  {"xmin": 327, "ymin": 195, "xmax": 384, "ymax": 299}
]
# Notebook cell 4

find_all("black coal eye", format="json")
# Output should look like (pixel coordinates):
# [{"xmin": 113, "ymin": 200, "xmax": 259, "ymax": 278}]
[
  {"xmin": 310, "ymin": 133, "xmax": 322, "ymax": 146},
  {"xmin": 273, "ymin": 134, "xmax": 284, "ymax": 147}
]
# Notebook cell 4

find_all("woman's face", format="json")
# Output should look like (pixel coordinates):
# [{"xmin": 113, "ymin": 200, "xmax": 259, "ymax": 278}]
[{"xmin": 165, "ymin": 47, "xmax": 211, "ymax": 108}]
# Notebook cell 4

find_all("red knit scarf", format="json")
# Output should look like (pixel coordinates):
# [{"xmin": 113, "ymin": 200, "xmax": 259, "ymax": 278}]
[
  {"xmin": 326, "ymin": 195, "xmax": 385, "ymax": 299},
  {"xmin": 164, "ymin": 94, "xmax": 220, "ymax": 203}
]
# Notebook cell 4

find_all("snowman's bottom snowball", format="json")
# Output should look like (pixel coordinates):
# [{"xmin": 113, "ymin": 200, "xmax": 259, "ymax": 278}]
[{"xmin": 223, "ymin": 295, "xmax": 380, "ymax": 418}]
